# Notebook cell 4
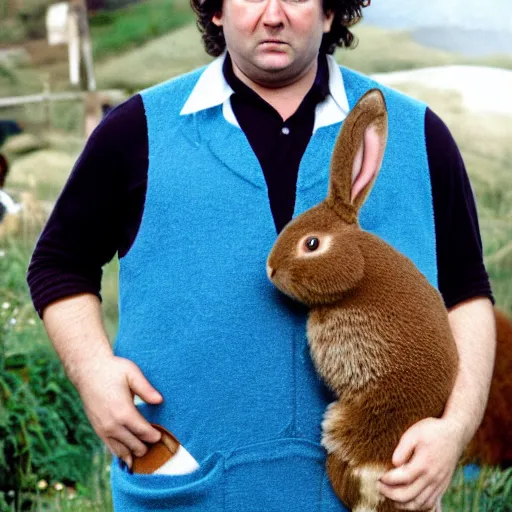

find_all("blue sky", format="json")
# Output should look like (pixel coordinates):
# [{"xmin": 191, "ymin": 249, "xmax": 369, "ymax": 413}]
[{"xmin": 363, "ymin": 0, "xmax": 512, "ymax": 31}]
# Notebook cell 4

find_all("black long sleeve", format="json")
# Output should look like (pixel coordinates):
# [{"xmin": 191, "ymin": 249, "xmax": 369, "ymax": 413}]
[
  {"xmin": 27, "ymin": 76, "xmax": 493, "ymax": 317},
  {"xmin": 426, "ymin": 107, "xmax": 493, "ymax": 308},
  {"xmin": 26, "ymin": 95, "xmax": 148, "ymax": 316}
]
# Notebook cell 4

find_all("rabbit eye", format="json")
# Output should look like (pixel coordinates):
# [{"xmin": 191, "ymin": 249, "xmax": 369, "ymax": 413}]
[{"xmin": 305, "ymin": 237, "xmax": 320, "ymax": 252}]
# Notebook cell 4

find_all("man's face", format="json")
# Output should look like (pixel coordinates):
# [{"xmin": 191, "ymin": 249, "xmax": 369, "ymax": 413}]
[{"xmin": 212, "ymin": 0, "xmax": 334, "ymax": 85}]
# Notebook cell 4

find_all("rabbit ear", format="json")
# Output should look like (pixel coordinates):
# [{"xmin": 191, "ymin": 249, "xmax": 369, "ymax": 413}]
[{"xmin": 327, "ymin": 89, "xmax": 388, "ymax": 223}]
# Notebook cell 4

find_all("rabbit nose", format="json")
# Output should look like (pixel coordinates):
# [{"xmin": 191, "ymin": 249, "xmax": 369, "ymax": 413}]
[{"xmin": 266, "ymin": 264, "xmax": 276, "ymax": 279}]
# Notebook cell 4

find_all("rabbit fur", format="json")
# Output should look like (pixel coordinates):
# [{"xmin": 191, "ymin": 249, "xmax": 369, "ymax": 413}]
[{"xmin": 267, "ymin": 89, "xmax": 459, "ymax": 512}]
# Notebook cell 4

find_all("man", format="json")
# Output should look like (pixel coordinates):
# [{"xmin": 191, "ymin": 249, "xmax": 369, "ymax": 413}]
[{"xmin": 27, "ymin": 0, "xmax": 496, "ymax": 510}]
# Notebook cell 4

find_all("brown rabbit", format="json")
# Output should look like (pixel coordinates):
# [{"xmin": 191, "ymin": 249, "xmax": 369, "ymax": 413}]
[{"xmin": 266, "ymin": 89, "xmax": 459, "ymax": 512}]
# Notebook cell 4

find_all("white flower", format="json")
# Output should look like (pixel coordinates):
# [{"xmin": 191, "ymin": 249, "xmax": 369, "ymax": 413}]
[
  {"xmin": 9, "ymin": 318, "xmax": 16, "ymax": 325},
  {"xmin": 28, "ymin": 318, "xmax": 36, "ymax": 326},
  {"xmin": 7, "ymin": 490, "xmax": 15, "ymax": 498},
  {"xmin": 54, "ymin": 482, "xmax": 64, "ymax": 491},
  {"xmin": 1, "ymin": 302, "xmax": 9, "ymax": 310},
  {"xmin": 37, "ymin": 480, "xmax": 48, "ymax": 490},
  {"xmin": 0, "ymin": 250, "xmax": 5, "ymax": 258}
]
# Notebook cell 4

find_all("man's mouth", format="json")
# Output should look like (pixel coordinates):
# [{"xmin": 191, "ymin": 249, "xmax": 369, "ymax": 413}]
[{"xmin": 260, "ymin": 39, "xmax": 287, "ymax": 45}]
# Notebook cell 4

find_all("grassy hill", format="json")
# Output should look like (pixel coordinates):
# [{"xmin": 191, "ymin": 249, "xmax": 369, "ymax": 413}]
[{"xmin": 95, "ymin": 22, "xmax": 512, "ymax": 91}]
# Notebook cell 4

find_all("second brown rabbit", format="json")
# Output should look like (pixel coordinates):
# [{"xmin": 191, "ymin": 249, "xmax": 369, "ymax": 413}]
[{"xmin": 266, "ymin": 89, "xmax": 459, "ymax": 512}]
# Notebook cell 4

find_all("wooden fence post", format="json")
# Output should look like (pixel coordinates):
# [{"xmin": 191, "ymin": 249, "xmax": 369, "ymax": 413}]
[{"xmin": 42, "ymin": 77, "xmax": 52, "ymax": 131}]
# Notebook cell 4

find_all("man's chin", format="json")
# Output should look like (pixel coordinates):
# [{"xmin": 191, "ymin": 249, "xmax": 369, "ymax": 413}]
[{"xmin": 253, "ymin": 52, "xmax": 293, "ymax": 73}]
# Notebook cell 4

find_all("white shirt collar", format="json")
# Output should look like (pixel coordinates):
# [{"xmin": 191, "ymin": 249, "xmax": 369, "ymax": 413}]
[{"xmin": 180, "ymin": 52, "xmax": 350, "ymax": 132}]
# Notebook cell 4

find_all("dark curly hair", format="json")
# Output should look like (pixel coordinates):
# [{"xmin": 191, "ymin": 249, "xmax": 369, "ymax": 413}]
[{"xmin": 190, "ymin": 0, "xmax": 370, "ymax": 57}]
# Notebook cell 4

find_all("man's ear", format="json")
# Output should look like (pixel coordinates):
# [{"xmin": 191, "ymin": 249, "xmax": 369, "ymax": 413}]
[{"xmin": 323, "ymin": 10, "xmax": 334, "ymax": 33}]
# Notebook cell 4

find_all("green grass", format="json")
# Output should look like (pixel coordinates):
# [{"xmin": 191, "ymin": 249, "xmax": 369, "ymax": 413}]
[
  {"xmin": 0, "ymin": 0, "xmax": 194, "ymax": 51},
  {"xmin": 89, "ymin": 0, "xmax": 195, "ymax": 61},
  {"xmin": 96, "ymin": 22, "xmax": 212, "ymax": 92},
  {"xmin": 444, "ymin": 466, "xmax": 512, "ymax": 511},
  {"xmin": 0, "ymin": 238, "xmax": 110, "ymax": 512},
  {"xmin": 0, "ymin": 62, "xmax": 42, "ymax": 97}
]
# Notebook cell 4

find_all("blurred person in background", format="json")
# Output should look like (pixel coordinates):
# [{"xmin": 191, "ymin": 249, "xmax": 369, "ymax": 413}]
[
  {"xmin": 0, "ymin": 153, "xmax": 21, "ymax": 223},
  {"xmin": 27, "ymin": 0, "xmax": 496, "ymax": 510}
]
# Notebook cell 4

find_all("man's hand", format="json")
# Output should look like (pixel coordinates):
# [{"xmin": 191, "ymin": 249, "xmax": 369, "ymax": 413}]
[
  {"xmin": 75, "ymin": 355, "xmax": 164, "ymax": 470},
  {"xmin": 378, "ymin": 417, "xmax": 465, "ymax": 511},
  {"xmin": 41, "ymin": 294, "xmax": 165, "ymax": 470}
]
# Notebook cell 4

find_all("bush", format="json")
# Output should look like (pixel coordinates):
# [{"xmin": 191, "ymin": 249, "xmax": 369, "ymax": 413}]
[{"xmin": 0, "ymin": 242, "xmax": 103, "ymax": 510}]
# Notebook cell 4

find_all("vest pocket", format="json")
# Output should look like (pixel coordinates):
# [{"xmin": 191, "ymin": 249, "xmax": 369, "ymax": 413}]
[
  {"xmin": 110, "ymin": 450, "xmax": 225, "ymax": 511},
  {"xmin": 224, "ymin": 437, "xmax": 327, "ymax": 512}
]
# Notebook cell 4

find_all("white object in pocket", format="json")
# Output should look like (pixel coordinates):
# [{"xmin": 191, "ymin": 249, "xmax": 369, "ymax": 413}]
[
  {"xmin": 131, "ymin": 423, "xmax": 200, "ymax": 475},
  {"xmin": 153, "ymin": 444, "xmax": 200, "ymax": 475}
]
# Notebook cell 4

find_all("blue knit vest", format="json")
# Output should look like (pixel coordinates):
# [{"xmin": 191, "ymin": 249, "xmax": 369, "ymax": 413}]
[{"xmin": 110, "ymin": 64, "xmax": 435, "ymax": 511}]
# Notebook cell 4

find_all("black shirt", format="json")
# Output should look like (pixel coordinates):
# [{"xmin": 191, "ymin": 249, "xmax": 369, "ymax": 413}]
[{"xmin": 27, "ymin": 54, "xmax": 493, "ymax": 317}]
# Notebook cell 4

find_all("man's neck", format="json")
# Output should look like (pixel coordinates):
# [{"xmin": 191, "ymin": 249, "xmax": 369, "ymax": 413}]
[{"xmin": 231, "ymin": 59, "xmax": 318, "ymax": 121}]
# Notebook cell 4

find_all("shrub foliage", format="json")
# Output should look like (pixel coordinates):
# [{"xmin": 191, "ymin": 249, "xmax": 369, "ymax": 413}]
[{"xmin": 0, "ymin": 242, "xmax": 102, "ymax": 510}]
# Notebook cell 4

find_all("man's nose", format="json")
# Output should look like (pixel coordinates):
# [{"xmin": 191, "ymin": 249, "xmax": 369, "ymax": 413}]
[{"xmin": 261, "ymin": 0, "xmax": 285, "ymax": 27}]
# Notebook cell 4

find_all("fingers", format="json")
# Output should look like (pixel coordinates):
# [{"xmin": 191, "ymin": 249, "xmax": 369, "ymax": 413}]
[
  {"xmin": 395, "ymin": 487, "xmax": 442, "ymax": 511},
  {"xmin": 100, "ymin": 405, "xmax": 163, "ymax": 468},
  {"xmin": 79, "ymin": 357, "xmax": 165, "ymax": 471},
  {"xmin": 126, "ymin": 364, "xmax": 164, "ymax": 405},
  {"xmin": 108, "ymin": 438, "xmax": 133, "ymax": 470},
  {"xmin": 106, "ymin": 422, "xmax": 162, "ymax": 470},
  {"xmin": 128, "ymin": 411, "xmax": 162, "ymax": 444},
  {"xmin": 414, "ymin": 482, "xmax": 448, "ymax": 512},
  {"xmin": 380, "ymin": 461, "xmax": 424, "ymax": 487},
  {"xmin": 380, "ymin": 461, "xmax": 450, "ymax": 511},
  {"xmin": 104, "ymin": 424, "xmax": 148, "ymax": 466},
  {"xmin": 392, "ymin": 430, "xmax": 418, "ymax": 467},
  {"xmin": 117, "ymin": 425, "xmax": 151, "ymax": 457},
  {"xmin": 394, "ymin": 484, "xmax": 437, "ymax": 510},
  {"xmin": 379, "ymin": 471, "xmax": 428, "ymax": 504}
]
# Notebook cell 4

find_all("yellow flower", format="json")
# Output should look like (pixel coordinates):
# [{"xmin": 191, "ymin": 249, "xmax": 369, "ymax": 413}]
[{"xmin": 37, "ymin": 480, "xmax": 48, "ymax": 491}]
